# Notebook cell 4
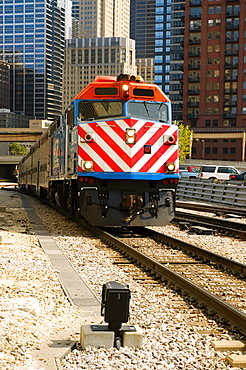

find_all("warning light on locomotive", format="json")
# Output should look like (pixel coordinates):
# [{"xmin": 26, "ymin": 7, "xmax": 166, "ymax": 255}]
[
  {"xmin": 126, "ymin": 128, "xmax": 136, "ymax": 144},
  {"xmin": 82, "ymin": 161, "xmax": 94, "ymax": 171},
  {"xmin": 166, "ymin": 162, "xmax": 176, "ymax": 173}
]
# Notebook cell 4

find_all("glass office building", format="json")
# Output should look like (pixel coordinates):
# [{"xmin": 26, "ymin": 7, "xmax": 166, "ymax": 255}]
[
  {"xmin": 154, "ymin": 0, "xmax": 171, "ymax": 96},
  {"xmin": 0, "ymin": 0, "xmax": 65, "ymax": 120}
]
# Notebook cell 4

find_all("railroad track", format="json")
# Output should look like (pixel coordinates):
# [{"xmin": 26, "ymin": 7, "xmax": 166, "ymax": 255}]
[
  {"xmin": 174, "ymin": 210, "xmax": 246, "ymax": 239},
  {"xmin": 72, "ymin": 217, "xmax": 246, "ymax": 337},
  {"xmin": 177, "ymin": 201, "xmax": 246, "ymax": 217},
  {"xmin": 18, "ymin": 190, "xmax": 246, "ymax": 337}
]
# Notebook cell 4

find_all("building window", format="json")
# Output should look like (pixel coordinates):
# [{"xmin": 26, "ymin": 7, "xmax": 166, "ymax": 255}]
[
  {"xmin": 98, "ymin": 49, "xmax": 102, "ymax": 63},
  {"xmin": 206, "ymin": 108, "xmax": 212, "ymax": 114},
  {"xmin": 206, "ymin": 95, "xmax": 212, "ymax": 102},
  {"xmin": 205, "ymin": 147, "xmax": 210, "ymax": 154},
  {"xmin": 212, "ymin": 147, "xmax": 218, "ymax": 154},
  {"xmin": 208, "ymin": 20, "xmax": 213, "ymax": 27},
  {"xmin": 213, "ymin": 120, "xmax": 218, "ymax": 126},
  {"xmin": 111, "ymin": 49, "xmax": 115, "ymax": 63},
  {"xmin": 207, "ymin": 58, "xmax": 212, "ymax": 65},
  {"xmin": 230, "ymin": 147, "xmax": 236, "ymax": 154},
  {"xmin": 223, "ymin": 147, "xmax": 228, "ymax": 154},
  {"xmin": 205, "ymin": 119, "xmax": 211, "ymax": 126},
  {"xmin": 91, "ymin": 49, "xmax": 95, "ymax": 64},
  {"xmin": 104, "ymin": 49, "xmax": 109, "ymax": 63},
  {"xmin": 206, "ymin": 83, "xmax": 212, "ymax": 90},
  {"xmin": 84, "ymin": 50, "xmax": 89, "ymax": 64},
  {"xmin": 207, "ymin": 70, "xmax": 212, "ymax": 77}
]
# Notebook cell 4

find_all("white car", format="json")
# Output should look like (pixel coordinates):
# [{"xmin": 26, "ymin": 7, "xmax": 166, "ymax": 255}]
[{"xmin": 199, "ymin": 165, "xmax": 240, "ymax": 181}]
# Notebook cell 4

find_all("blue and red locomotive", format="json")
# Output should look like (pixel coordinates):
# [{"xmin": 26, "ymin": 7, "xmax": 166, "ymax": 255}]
[{"xmin": 19, "ymin": 74, "xmax": 179, "ymax": 226}]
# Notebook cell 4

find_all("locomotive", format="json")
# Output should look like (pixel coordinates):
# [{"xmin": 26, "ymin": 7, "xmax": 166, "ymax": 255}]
[{"xmin": 19, "ymin": 74, "xmax": 179, "ymax": 227}]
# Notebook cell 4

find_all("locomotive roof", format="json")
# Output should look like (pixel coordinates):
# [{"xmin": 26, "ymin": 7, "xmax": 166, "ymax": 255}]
[{"xmin": 74, "ymin": 74, "xmax": 171, "ymax": 103}]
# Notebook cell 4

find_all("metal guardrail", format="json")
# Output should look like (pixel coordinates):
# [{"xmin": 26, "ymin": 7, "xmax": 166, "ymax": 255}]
[{"xmin": 177, "ymin": 179, "xmax": 246, "ymax": 207}]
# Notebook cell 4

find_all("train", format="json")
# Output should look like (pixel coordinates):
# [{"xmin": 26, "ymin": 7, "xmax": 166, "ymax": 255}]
[{"xmin": 19, "ymin": 74, "xmax": 179, "ymax": 227}]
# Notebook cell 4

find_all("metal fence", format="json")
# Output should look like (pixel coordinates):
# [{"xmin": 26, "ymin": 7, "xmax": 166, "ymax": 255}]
[{"xmin": 176, "ymin": 179, "xmax": 246, "ymax": 207}]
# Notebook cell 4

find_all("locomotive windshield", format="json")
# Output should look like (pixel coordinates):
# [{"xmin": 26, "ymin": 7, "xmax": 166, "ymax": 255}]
[
  {"xmin": 128, "ymin": 101, "xmax": 168, "ymax": 122},
  {"xmin": 78, "ymin": 101, "xmax": 123, "ymax": 120}
]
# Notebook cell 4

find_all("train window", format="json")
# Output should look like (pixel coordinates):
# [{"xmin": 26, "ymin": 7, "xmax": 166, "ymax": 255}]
[
  {"xmin": 128, "ymin": 102, "xmax": 168, "ymax": 122},
  {"xmin": 133, "ymin": 88, "xmax": 154, "ymax": 97},
  {"xmin": 78, "ymin": 101, "xmax": 123, "ymax": 120},
  {"xmin": 95, "ymin": 87, "xmax": 118, "ymax": 95}
]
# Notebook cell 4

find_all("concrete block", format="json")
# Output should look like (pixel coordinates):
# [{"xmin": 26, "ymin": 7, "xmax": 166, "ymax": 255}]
[
  {"xmin": 80, "ymin": 324, "xmax": 114, "ymax": 349},
  {"xmin": 211, "ymin": 340, "xmax": 246, "ymax": 351},
  {"xmin": 226, "ymin": 354, "xmax": 246, "ymax": 368},
  {"xmin": 123, "ymin": 324, "xmax": 143, "ymax": 348}
]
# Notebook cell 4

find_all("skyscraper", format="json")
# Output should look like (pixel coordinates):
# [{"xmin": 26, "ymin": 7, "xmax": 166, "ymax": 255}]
[
  {"xmin": 71, "ymin": 0, "xmax": 130, "ymax": 39},
  {"xmin": 183, "ymin": 0, "xmax": 246, "ymax": 161},
  {"xmin": 0, "ymin": 61, "xmax": 10, "ymax": 109},
  {"xmin": 62, "ymin": 37, "xmax": 136, "ymax": 109},
  {"xmin": 0, "ymin": 0, "xmax": 65, "ymax": 120},
  {"xmin": 130, "ymin": 0, "xmax": 156, "ymax": 59}
]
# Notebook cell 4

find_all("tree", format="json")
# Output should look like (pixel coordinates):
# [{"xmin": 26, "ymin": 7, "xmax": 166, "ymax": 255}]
[
  {"xmin": 9, "ymin": 142, "xmax": 29, "ymax": 156},
  {"xmin": 173, "ymin": 121, "xmax": 193, "ymax": 164}
]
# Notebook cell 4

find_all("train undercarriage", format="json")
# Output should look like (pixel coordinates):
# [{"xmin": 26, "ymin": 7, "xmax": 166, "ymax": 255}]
[{"xmin": 49, "ymin": 178, "xmax": 176, "ymax": 227}]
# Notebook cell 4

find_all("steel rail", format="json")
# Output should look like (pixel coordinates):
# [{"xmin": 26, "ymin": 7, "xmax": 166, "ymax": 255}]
[
  {"xmin": 142, "ymin": 227, "xmax": 246, "ymax": 275},
  {"xmin": 176, "ymin": 201, "xmax": 246, "ymax": 217},
  {"xmin": 174, "ymin": 211, "xmax": 246, "ymax": 239},
  {"xmin": 77, "ymin": 218, "xmax": 246, "ymax": 336}
]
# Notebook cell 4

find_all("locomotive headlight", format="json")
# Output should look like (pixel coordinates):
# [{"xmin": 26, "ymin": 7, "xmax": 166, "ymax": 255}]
[
  {"xmin": 122, "ymin": 83, "xmax": 130, "ymax": 99},
  {"xmin": 126, "ymin": 128, "xmax": 136, "ymax": 144},
  {"xmin": 82, "ymin": 161, "xmax": 94, "ymax": 171},
  {"xmin": 122, "ymin": 84, "xmax": 129, "ymax": 92},
  {"xmin": 166, "ymin": 162, "xmax": 175, "ymax": 173}
]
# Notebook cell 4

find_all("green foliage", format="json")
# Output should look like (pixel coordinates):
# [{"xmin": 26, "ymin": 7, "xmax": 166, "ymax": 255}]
[
  {"xmin": 173, "ymin": 121, "xmax": 193, "ymax": 164},
  {"xmin": 9, "ymin": 142, "xmax": 28, "ymax": 156}
]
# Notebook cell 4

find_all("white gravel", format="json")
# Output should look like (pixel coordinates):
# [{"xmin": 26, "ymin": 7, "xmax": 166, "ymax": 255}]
[{"xmin": 0, "ymin": 190, "xmax": 245, "ymax": 369}]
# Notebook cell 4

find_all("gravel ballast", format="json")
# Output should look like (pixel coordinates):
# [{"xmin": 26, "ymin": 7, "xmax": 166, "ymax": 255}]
[{"xmin": 0, "ymin": 190, "xmax": 245, "ymax": 369}]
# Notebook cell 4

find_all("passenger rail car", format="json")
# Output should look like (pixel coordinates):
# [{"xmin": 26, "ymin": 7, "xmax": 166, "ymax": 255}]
[{"xmin": 19, "ymin": 74, "xmax": 179, "ymax": 227}]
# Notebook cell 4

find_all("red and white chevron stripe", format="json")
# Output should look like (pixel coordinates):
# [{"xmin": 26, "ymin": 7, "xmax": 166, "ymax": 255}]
[{"xmin": 78, "ymin": 118, "xmax": 178, "ymax": 173}]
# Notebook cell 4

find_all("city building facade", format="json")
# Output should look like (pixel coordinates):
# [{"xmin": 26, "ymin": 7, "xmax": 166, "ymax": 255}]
[
  {"xmin": 71, "ymin": 0, "xmax": 130, "ymax": 39},
  {"xmin": 183, "ymin": 0, "xmax": 246, "ymax": 161},
  {"xmin": 130, "ymin": 0, "xmax": 156, "ymax": 84},
  {"xmin": 62, "ymin": 37, "xmax": 136, "ymax": 110},
  {"xmin": 136, "ymin": 58, "xmax": 154, "ymax": 84},
  {"xmin": 154, "ymin": 0, "xmax": 171, "ymax": 99},
  {"xmin": 0, "ymin": 61, "xmax": 10, "ymax": 109},
  {"xmin": 130, "ymin": 0, "xmax": 156, "ymax": 59},
  {"xmin": 153, "ymin": 0, "xmax": 185, "ymax": 122},
  {"xmin": 0, "ymin": 0, "xmax": 65, "ymax": 120}
]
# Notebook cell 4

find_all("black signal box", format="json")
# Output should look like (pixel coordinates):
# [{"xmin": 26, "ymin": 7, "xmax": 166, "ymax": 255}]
[{"xmin": 101, "ymin": 281, "xmax": 131, "ymax": 332}]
